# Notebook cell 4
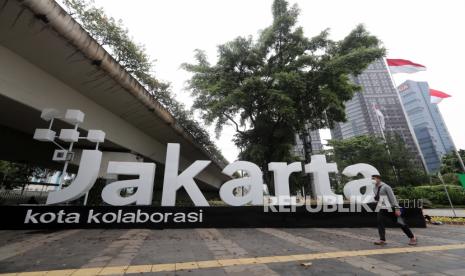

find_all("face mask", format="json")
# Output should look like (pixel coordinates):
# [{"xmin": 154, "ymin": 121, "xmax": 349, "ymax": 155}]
[{"xmin": 371, "ymin": 179, "xmax": 377, "ymax": 185}]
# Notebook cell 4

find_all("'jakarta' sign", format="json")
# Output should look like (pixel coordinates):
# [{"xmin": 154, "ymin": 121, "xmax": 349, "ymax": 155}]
[
  {"xmin": 1, "ymin": 108, "xmax": 429, "ymax": 230},
  {"xmin": 48, "ymin": 143, "xmax": 381, "ymax": 206},
  {"xmin": 33, "ymin": 109, "xmax": 381, "ymax": 207}
]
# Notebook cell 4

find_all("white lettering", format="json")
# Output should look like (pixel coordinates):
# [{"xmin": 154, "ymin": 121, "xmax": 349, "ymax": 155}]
[
  {"xmin": 42, "ymin": 142, "xmax": 384, "ymax": 207},
  {"xmin": 65, "ymin": 213, "xmax": 80, "ymax": 223},
  {"xmin": 87, "ymin": 210, "xmax": 101, "ymax": 223},
  {"xmin": 305, "ymin": 155, "xmax": 343, "ymax": 204},
  {"xmin": 47, "ymin": 150, "xmax": 102, "ymax": 205},
  {"xmin": 220, "ymin": 161, "xmax": 263, "ymax": 206},
  {"xmin": 268, "ymin": 162, "xmax": 301, "ymax": 199},
  {"xmin": 102, "ymin": 212, "xmax": 117, "ymax": 223},
  {"xmin": 122, "ymin": 213, "xmax": 135, "ymax": 223},
  {"xmin": 137, "ymin": 210, "xmax": 149, "ymax": 223},
  {"xmin": 187, "ymin": 211, "xmax": 198, "ymax": 222},
  {"xmin": 24, "ymin": 209, "xmax": 39, "ymax": 223},
  {"xmin": 102, "ymin": 162, "xmax": 156, "ymax": 205},
  {"xmin": 162, "ymin": 144, "xmax": 210, "ymax": 206},
  {"xmin": 173, "ymin": 213, "xmax": 186, "ymax": 223},
  {"xmin": 40, "ymin": 212, "xmax": 56, "ymax": 223},
  {"xmin": 342, "ymin": 164, "xmax": 379, "ymax": 203}
]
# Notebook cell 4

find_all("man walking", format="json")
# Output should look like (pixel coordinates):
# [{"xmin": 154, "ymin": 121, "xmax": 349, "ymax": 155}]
[{"xmin": 372, "ymin": 174, "xmax": 417, "ymax": 246}]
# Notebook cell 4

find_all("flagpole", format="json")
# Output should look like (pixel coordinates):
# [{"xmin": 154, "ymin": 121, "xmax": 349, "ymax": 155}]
[
  {"xmin": 438, "ymin": 171, "xmax": 457, "ymax": 217},
  {"xmin": 373, "ymin": 104, "xmax": 399, "ymax": 184},
  {"xmin": 383, "ymin": 58, "xmax": 429, "ymax": 175},
  {"xmin": 454, "ymin": 149, "xmax": 465, "ymax": 173}
]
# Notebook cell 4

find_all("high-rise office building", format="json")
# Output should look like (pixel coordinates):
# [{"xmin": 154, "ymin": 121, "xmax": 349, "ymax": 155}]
[
  {"xmin": 398, "ymin": 80, "xmax": 456, "ymax": 172},
  {"xmin": 330, "ymin": 59, "xmax": 425, "ymax": 167}
]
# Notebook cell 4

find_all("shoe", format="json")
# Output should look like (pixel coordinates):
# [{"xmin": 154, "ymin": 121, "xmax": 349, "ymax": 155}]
[
  {"xmin": 408, "ymin": 237, "xmax": 417, "ymax": 246},
  {"xmin": 374, "ymin": 240, "xmax": 386, "ymax": 245}
]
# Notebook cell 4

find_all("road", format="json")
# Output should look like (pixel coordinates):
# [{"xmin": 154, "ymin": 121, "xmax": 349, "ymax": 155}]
[{"xmin": 1, "ymin": 225, "xmax": 465, "ymax": 275}]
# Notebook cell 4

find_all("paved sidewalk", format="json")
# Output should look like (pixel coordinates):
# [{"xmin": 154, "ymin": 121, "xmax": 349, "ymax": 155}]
[{"xmin": 1, "ymin": 225, "xmax": 465, "ymax": 275}]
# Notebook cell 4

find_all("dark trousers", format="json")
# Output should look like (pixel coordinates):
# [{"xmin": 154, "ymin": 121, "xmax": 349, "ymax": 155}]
[{"xmin": 377, "ymin": 209, "xmax": 414, "ymax": 241}]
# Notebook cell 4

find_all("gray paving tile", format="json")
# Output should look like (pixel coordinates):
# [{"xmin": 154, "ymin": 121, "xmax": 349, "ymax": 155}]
[
  {"xmin": 0, "ymin": 226, "xmax": 464, "ymax": 275},
  {"xmin": 0, "ymin": 229, "xmax": 125, "ymax": 273}
]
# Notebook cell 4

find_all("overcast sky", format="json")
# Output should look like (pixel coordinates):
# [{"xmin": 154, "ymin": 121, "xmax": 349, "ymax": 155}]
[{"xmin": 92, "ymin": 0, "xmax": 465, "ymax": 162}]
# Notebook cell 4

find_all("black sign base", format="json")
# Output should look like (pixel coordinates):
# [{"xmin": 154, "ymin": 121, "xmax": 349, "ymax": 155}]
[{"xmin": 0, "ymin": 204, "xmax": 426, "ymax": 229}]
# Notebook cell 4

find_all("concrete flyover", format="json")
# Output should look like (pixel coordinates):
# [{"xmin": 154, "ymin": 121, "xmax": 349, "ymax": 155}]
[{"xmin": 0, "ymin": 0, "xmax": 228, "ymax": 190}]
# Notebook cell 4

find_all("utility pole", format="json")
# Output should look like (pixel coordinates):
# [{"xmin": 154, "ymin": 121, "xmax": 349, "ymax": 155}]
[
  {"xmin": 373, "ymin": 104, "xmax": 399, "ymax": 185},
  {"xmin": 300, "ymin": 126, "xmax": 313, "ymax": 199}
]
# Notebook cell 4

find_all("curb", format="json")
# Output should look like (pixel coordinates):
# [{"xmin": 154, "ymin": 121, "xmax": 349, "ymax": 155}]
[{"xmin": 428, "ymin": 221, "xmax": 465, "ymax": 226}]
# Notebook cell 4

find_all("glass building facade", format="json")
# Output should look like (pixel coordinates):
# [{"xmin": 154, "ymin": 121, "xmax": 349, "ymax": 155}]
[
  {"xmin": 398, "ymin": 80, "xmax": 456, "ymax": 172},
  {"xmin": 330, "ymin": 59, "xmax": 425, "ymax": 167}
]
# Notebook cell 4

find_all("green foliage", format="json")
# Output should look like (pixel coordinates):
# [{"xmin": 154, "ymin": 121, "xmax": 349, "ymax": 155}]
[
  {"xmin": 0, "ymin": 161, "xmax": 50, "ymax": 189},
  {"xmin": 327, "ymin": 134, "xmax": 428, "ymax": 186},
  {"xmin": 430, "ymin": 216, "xmax": 465, "ymax": 223},
  {"xmin": 183, "ymin": 0, "xmax": 385, "ymax": 173},
  {"xmin": 440, "ymin": 173, "xmax": 461, "ymax": 186},
  {"xmin": 395, "ymin": 185, "xmax": 465, "ymax": 205},
  {"xmin": 62, "ymin": 0, "xmax": 153, "ymax": 81},
  {"xmin": 62, "ymin": 0, "xmax": 227, "ymax": 165},
  {"xmin": 440, "ymin": 149, "xmax": 465, "ymax": 174}
]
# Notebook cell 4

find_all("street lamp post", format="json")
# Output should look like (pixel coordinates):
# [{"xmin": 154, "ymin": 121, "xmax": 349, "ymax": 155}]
[{"xmin": 33, "ymin": 109, "xmax": 105, "ymax": 206}]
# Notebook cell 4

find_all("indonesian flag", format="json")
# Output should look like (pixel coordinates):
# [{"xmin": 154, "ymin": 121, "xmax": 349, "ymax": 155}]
[
  {"xmin": 430, "ymin": 89, "xmax": 451, "ymax": 104},
  {"xmin": 386, "ymin": 59, "xmax": 426, "ymax": 74}
]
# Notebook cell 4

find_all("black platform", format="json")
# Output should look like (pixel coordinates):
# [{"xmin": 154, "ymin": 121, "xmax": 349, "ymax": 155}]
[{"xmin": 0, "ymin": 204, "xmax": 426, "ymax": 229}]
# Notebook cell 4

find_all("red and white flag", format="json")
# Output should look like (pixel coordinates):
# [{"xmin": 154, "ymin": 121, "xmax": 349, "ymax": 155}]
[
  {"xmin": 430, "ymin": 89, "xmax": 451, "ymax": 104},
  {"xmin": 386, "ymin": 59, "xmax": 426, "ymax": 74}
]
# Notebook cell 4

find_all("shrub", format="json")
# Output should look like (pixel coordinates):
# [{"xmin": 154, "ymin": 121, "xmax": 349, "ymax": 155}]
[
  {"xmin": 395, "ymin": 185, "xmax": 465, "ymax": 205},
  {"xmin": 441, "ymin": 173, "xmax": 461, "ymax": 186},
  {"xmin": 431, "ymin": 216, "xmax": 465, "ymax": 223}
]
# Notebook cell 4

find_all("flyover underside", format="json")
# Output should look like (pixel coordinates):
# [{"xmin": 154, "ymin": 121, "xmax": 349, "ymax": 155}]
[
  {"xmin": 0, "ymin": 94, "xmax": 126, "ymax": 172},
  {"xmin": 0, "ymin": 95, "xmax": 216, "ymax": 192},
  {"xmin": 0, "ymin": 0, "xmax": 228, "ymax": 189},
  {"xmin": 0, "ymin": 44, "xmax": 226, "ymax": 190}
]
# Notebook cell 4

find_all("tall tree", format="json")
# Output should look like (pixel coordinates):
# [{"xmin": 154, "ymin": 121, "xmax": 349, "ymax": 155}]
[{"xmin": 183, "ymin": 0, "xmax": 385, "ymax": 179}]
